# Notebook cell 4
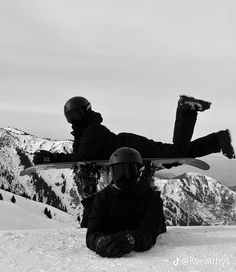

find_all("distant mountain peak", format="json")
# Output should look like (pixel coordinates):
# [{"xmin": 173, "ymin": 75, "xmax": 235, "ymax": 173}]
[
  {"xmin": 174, "ymin": 172, "xmax": 203, "ymax": 180},
  {"xmin": 5, "ymin": 126, "xmax": 30, "ymax": 135}
]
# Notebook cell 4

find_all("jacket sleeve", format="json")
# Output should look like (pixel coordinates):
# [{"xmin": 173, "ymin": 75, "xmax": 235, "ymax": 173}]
[
  {"xmin": 130, "ymin": 193, "xmax": 163, "ymax": 251},
  {"xmin": 86, "ymin": 191, "xmax": 110, "ymax": 252},
  {"xmin": 78, "ymin": 124, "xmax": 113, "ymax": 160}
]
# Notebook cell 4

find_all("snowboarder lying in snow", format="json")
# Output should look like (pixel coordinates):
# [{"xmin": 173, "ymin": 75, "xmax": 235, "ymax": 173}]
[{"xmin": 86, "ymin": 147, "xmax": 166, "ymax": 258}]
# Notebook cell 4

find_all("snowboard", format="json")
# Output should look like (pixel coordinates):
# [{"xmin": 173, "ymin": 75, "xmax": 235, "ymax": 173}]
[{"xmin": 20, "ymin": 157, "xmax": 210, "ymax": 176}]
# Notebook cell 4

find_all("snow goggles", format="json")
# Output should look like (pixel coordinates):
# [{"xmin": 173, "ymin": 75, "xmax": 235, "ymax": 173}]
[
  {"xmin": 111, "ymin": 163, "xmax": 143, "ymax": 188},
  {"xmin": 65, "ymin": 109, "xmax": 84, "ymax": 124}
]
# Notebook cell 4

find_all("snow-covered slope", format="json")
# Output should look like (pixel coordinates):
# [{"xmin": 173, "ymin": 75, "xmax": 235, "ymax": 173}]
[
  {"xmin": 0, "ymin": 226, "xmax": 235, "ymax": 272},
  {"xmin": 0, "ymin": 189, "xmax": 78, "ymax": 230}
]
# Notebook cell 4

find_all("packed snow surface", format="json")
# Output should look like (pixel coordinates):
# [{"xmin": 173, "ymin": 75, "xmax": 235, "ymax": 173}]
[
  {"xmin": 0, "ymin": 190, "xmax": 77, "ymax": 230},
  {"xmin": 0, "ymin": 226, "xmax": 235, "ymax": 272}
]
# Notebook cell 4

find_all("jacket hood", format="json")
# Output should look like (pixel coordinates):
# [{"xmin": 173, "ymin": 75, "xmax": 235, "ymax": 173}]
[{"xmin": 71, "ymin": 110, "xmax": 103, "ymax": 136}]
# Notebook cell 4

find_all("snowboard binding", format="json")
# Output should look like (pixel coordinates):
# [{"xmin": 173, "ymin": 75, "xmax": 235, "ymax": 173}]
[{"xmin": 73, "ymin": 163, "xmax": 102, "ymax": 199}]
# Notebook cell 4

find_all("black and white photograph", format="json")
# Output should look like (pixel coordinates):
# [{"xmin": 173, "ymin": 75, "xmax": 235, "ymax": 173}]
[{"xmin": 0, "ymin": 1, "xmax": 236, "ymax": 271}]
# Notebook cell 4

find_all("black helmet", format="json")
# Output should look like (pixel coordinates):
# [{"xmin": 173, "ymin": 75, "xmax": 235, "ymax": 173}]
[
  {"xmin": 64, "ymin": 96, "xmax": 91, "ymax": 123},
  {"xmin": 109, "ymin": 147, "xmax": 143, "ymax": 190},
  {"xmin": 109, "ymin": 147, "xmax": 143, "ymax": 166}
]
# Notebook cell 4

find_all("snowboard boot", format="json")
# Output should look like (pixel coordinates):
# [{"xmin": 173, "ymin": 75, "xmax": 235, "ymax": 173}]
[
  {"xmin": 217, "ymin": 129, "xmax": 235, "ymax": 159},
  {"xmin": 74, "ymin": 164, "xmax": 99, "ymax": 199},
  {"xmin": 74, "ymin": 172, "xmax": 98, "ymax": 199},
  {"xmin": 178, "ymin": 95, "xmax": 211, "ymax": 112}
]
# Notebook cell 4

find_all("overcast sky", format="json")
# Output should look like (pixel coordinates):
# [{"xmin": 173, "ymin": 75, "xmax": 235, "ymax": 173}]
[{"xmin": 0, "ymin": 0, "xmax": 236, "ymax": 151}]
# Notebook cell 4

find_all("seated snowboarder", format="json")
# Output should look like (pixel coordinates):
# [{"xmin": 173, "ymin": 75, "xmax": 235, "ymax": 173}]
[{"xmin": 86, "ymin": 147, "xmax": 166, "ymax": 258}]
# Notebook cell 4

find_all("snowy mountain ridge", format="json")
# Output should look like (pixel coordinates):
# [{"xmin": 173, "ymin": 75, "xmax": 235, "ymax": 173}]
[
  {"xmin": 154, "ymin": 172, "xmax": 236, "ymax": 225},
  {"xmin": 0, "ymin": 127, "xmax": 80, "ymax": 218},
  {"xmin": 0, "ymin": 126, "xmax": 236, "ymax": 226}
]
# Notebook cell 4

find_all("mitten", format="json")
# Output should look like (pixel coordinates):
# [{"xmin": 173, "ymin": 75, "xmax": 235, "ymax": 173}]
[
  {"xmin": 95, "ymin": 235, "xmax": 111, "ymax": 257},
  {"xmin": 105, "ymin": 231, "xmax": 135, "ymax": 257}
]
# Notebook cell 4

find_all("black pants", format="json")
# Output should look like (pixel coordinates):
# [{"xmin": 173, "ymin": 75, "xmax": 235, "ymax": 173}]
[{"xmin": 117, "ymin": 107, "xmax": 221, "ymax": 158}]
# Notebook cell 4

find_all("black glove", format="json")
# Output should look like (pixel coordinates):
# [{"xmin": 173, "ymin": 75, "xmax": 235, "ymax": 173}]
[
  {"xmin": 95, "ymin": 235, "xmax": 111, "ymax": 257},
  {"xmin": 33, "ymin": 150, "xmax": 56, "ymax": 165},
  {"xmin": 95, "ymin": 231, "xmax": 135, "ymax": 258},
  {"xmin": 106, "ymin": 231, "xmax": 135, "ymax": 257}
]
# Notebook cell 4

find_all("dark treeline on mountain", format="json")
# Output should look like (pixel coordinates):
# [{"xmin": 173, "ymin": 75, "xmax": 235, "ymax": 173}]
[
  {"xmin": 32, "ymin": 173, "xmax": 67, "ymax": 213},
  {"xmin": 1, "ymin": 174, "xmax": 67, "ymax": 214},
  {"xmin": 0, "ymin": 183, "xmax": 31, "ymax": 200},
  {"xmin": 16, "ymin": 147, "xmax": 32, "ymax": 168}
]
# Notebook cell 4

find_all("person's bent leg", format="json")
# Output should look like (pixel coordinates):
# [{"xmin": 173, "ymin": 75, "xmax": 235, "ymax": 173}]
[
  {"xmin": 187, "ymin": 130, "xmax": 235, "ymax": 159},
  {"xmin": 172, "ymin": 95, "xmax": 211, "ymax": 155},
  {"xmin": 172, "ymin": 108, "xmax": 197, "ymax": 155}
]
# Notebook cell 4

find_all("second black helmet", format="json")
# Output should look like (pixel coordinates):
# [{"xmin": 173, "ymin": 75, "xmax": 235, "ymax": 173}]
[
  {"xmin": 64, "ymin": 96, "xmax": 91, "ymax": 123},
  {"xmin": 109, "ymin": 147, "xmax": 144, "ymax": 190}
]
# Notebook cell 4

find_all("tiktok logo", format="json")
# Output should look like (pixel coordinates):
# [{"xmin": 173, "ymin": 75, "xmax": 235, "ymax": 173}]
[{"xmin": 173, "ymin": 257, "xmax": 180, "ymax": 266}]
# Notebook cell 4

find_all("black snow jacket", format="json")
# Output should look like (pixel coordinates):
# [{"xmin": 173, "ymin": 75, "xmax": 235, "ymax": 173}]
[
  {"xmin": 59, "ymin": 110, "xmax": 177, "ymax": 161},
  {"xmin": 54, "ymin": 111, "xmax": 121, "ymax": 162},
  {"xmin": 86, "ymin": 180, "xmax": 164, "ymax": 252},
  {"xmin": 71, "ymin": 111, "xmax": 120, "ymax": 160}
]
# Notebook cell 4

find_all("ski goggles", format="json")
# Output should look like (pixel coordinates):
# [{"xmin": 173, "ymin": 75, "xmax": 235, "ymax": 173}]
[
  {"xmin": 111, "ymin": 163, "xmax": 144, "ymax": 186},
  {"xmin": 65, "ymin": 109, "xmax": 84, "ymax": 124}
]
